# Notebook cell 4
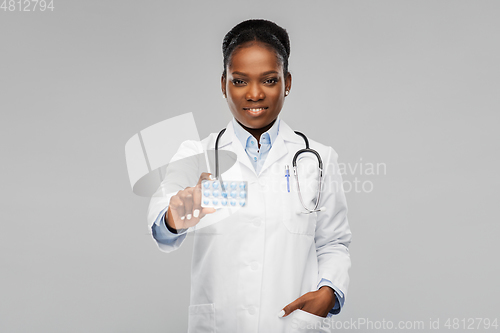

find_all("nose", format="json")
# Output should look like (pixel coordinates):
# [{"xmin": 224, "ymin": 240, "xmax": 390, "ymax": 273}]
[{"xmin": 245, "ymin": 82, "xmax": 265, "ymax": 101}]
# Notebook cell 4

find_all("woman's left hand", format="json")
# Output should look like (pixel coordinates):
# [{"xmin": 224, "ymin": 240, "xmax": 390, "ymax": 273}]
[{"xmin": 279, "ymin": 286, "xmax": 336, "ymax": 318}]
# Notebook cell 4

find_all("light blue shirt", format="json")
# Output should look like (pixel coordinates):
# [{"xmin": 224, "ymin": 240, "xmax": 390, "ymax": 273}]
[
  {"xmin": 151, "ymin": 117, "xmax": 344, "ymax": 315},
  {"xmin": 231, "ymin": 117, "xmax": 280, "ymax": 175}
]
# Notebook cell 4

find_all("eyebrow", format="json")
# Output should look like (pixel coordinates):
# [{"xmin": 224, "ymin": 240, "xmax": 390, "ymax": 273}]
[{"xmin": 231, "ymin": 70, "xmax": 279, "ymax": 77}]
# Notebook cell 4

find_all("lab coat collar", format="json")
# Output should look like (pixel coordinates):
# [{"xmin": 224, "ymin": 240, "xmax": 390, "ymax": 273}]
[{"xmin": 278, "ymin": 119, "xmax": 307, "ymax": 145}]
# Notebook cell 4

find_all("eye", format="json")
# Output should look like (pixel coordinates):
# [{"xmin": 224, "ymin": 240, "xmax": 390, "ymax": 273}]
[
  {"xmin": 232, "ymin": 79, "xmax": 246, "ymax": 86},
  {"xmin": 264, "ymin": 77, "xmax": 279, "ymax": 85}
]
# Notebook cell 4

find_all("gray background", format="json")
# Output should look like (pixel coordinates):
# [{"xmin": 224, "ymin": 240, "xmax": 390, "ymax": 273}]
[{"xmin": 1, "ymin": 0, "xmax": 499, "ymax": 332}]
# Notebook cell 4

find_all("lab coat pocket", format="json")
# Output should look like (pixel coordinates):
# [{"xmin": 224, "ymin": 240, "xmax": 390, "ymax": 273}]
[
  {"xmin": 187, "ymin": 303, "xmax": 215, "ymax": 333},
  {"xmin": 281, "ymin": 176, "xmax": 317, "ymax": 236},
  {"xmin": 280, "ymin": 156, "xmax": 321, "ymax": 236},
  {"xmin": 288, "ymin": 309, "xmax": 331, "ymax": 333}
]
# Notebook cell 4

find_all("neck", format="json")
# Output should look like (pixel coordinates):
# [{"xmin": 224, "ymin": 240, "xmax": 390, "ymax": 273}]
[{"xmin": 237, "ymin": 119, "xmax": 276, "ymax": 144}]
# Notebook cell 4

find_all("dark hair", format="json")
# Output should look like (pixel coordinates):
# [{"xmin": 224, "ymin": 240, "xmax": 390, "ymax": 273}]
[{"xmin": 222, "ymin": 19, "xmax": 290, "ymax": 77}]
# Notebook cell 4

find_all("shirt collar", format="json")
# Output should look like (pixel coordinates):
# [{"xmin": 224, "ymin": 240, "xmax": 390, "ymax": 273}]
[{"xmin": 232, "ymin": 116, "xmax": 281, "ymax": 149}]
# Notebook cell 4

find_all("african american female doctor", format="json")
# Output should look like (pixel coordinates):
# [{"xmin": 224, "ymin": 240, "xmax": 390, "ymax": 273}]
[{"xmin": 147, "ymin": 19, "xmax": 352, "ymax": 332}]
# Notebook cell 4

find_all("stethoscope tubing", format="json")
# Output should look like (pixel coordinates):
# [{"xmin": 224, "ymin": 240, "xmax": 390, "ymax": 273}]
[{"xmin": 214, "ymin": 128, "xmax": 226, "ymax": 180}]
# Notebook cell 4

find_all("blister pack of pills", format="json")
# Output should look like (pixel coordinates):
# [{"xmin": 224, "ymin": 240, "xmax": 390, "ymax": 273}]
[{"xmin": 201, "ymin": 180, "xmax": 247, "ymax": 208}]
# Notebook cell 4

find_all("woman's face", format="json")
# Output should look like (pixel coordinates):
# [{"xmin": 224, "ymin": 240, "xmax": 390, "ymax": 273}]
[{"xmin": 222, "ymin": 42, "xmax": 291, "ymax": 134}]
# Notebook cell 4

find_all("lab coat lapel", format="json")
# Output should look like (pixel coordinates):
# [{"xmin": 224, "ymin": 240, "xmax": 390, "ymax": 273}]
[
  {"xmin": 260, "ymin": 120, "xmax": 303, "ymax": 175},
  {"xmin": 218, "ymin": 120, "xmax": 257, "ymax": 176},
  {"xmin": 260, "ymin": 135, "xmax": 287, "ymax": 175}
]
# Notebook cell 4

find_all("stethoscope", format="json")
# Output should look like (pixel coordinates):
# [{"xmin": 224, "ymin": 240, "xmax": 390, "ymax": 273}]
[{"xmin": 214, "ymin": 128, "xmax": 324, "ymax": 214}]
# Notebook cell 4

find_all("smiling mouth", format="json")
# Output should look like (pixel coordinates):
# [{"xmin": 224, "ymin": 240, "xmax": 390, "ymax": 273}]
[{"xmin": 243, "ymin": 107, "xmax": 268, "ymax": 113}]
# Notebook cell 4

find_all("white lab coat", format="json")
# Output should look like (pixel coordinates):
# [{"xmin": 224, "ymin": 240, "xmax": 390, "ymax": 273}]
[{"xmin": 148, "ymin": 119, "xmax": 352, "ymax": 333}]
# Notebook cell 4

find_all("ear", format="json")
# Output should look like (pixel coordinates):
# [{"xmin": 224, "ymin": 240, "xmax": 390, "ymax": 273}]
[
  {"xmin": 221, "ymin": 75, "xmax": 226, "ymax": 97},
  {"xmin": 285, "ymin": 72, "xmax": 292, "ymax": 94}
]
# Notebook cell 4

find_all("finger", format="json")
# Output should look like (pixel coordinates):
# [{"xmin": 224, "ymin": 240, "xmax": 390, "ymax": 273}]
[
  {"xmin": 192, "ymin": 183, "xmax": 216, "ymax": 219},
  {"xmin": 196, "ymin": 172, "xmax": 216, "ymax": 219},
  {"xmin": 191, "ymin": 184, "xmax": 216, "ymax": 220},
  {"xmin": 169, "ymin": 195, "xmax": 186, "ymax": 228},
  {"xmin": 192, "ymin": 183, "xmax": 202, "ymax": 219},
  {"xmin": 197, "ymin": 172, "xmax": 213, "ymax": 186},
  {"xmin": 184, "ymin": 185, "xmax": 216, "ymax": 224},
  {"xmin": 278, "ymin": 298, "xmax": 303, "ymax": 318},
  {"xmin": 199, "ymin": 207, "xmax": 217, "ymax": 219},
  {"xmin": 179, "ymin": 187, "xmax": 195, "ymax": 221}
]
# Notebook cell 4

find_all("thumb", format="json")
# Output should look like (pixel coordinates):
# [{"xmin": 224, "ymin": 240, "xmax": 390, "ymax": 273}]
[{"xmin": 278, "ymin": 300, "xmax": 302, "ymax": 318}]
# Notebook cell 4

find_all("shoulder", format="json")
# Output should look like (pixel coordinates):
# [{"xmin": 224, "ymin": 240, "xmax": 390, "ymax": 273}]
[
  {"xmin": 308, "ymin": 138, "xmax": 339, "ymax": 163},
  {"xmin": 280, "ymin": 119, "xmax": 339, "ymax": 163},
  {"xmin": 172, "ymin": 121, "xmax": 231, "ymax": 159},
  {"xmin": 172, "ymin": 131, "xmax": 222, "ymax": 158},
  {"xmin": 170, "ymin": 139, "xmax": 205, "ymax": 162},
  {"xmin": 200, "ymin": 132, "xmax": 220, "ymax": 150}
]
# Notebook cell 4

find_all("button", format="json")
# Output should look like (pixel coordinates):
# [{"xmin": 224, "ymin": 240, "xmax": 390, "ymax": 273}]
[
  {"xmin": 250, "ymin": 262, "xmax": 259, "ymax": 270},
  {"xmin": 251, "ymin": 141, "xmax": 254, "ymax": 145},
  {"xmin": 248, "ymin": 306, "xmax": 257, "ymax": 315},
  {"xmin": 254, "ymin": 157, "xmax": 257, "ymax": 161}
]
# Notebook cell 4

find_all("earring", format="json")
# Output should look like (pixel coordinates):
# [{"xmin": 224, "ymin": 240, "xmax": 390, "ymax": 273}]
[
  {"xmin": 222, "ymin": 93, "xmax": 226, "ymax": 98},
  {"xmin": 285, "ymin": 90, "xmax": 289, "ymax": 96}
]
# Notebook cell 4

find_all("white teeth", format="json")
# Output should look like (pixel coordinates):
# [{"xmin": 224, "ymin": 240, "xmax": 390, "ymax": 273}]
[{"xmin": 248, "ymin": 108, "xmax": 265, "ymax": 112}]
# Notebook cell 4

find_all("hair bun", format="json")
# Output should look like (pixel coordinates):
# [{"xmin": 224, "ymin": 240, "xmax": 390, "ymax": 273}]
[
  {"xmin": 222, "ymin": 19, "xmax": 291, "ymax": 76},
  {"xmin": 225, "ymin": 19, "xmax": 290, "ymax": 58}
]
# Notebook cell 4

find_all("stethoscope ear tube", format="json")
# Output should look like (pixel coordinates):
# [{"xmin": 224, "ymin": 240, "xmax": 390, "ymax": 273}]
[
  {"xmin": 214, "ymin": 128, "xmax": 226, "ymax": 180},
  {"xmin": 292, "ymin": 148, "xmax": 323, "ymax": 170}
]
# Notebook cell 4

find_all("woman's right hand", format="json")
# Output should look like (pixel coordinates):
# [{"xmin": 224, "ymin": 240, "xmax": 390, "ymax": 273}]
[{"xmin": 165, "ymin": 172, "xmax": 216, "ymax": 232}]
